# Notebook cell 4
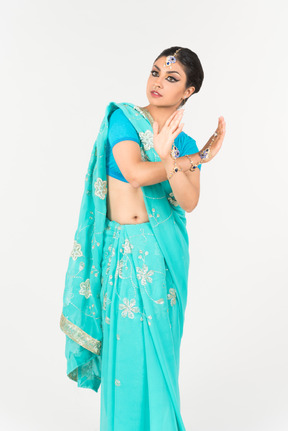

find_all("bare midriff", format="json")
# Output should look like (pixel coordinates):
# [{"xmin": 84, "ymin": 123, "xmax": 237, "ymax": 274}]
[{"xmin": 106, "ymin": 175, "xmax": 150, "ymax": 224}]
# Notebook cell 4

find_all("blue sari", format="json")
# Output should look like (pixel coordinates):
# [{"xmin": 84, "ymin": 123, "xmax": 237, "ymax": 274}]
[{"xmin": 60, "ymin": 102, "xmax": 194, "ymax": 430}]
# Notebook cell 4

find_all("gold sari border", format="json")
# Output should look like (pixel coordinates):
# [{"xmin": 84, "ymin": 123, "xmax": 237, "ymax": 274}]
[{"xmin": 60, "ymin": 312, "xmax": 102, "ymax": 356}]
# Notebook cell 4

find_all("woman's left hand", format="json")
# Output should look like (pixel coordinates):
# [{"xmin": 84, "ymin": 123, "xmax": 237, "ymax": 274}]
[
  {"xmin": 152, "ymin": 109, "xmax": 185, "ymax": 160},
  {"xmin": 199, "ymin": 116, "xmax": 226, "ymax": 163}
]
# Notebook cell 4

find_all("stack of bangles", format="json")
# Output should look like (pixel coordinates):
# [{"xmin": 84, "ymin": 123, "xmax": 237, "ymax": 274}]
[{"xmin": 167, "ymin": 131, "xmax": 218, "ymax": 180}]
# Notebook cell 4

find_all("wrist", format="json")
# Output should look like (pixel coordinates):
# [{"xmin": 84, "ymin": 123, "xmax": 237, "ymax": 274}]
[
  {"xmin": 187, "ymin": 152, "xmax": 202, "ymax": 166},
  {"xmin": 194, "ymin": 152, "xmax": 202, "ymax": 165},
  {"xmin": 161, "ymin": 154, "xmax": 174, "ymax": 173}
]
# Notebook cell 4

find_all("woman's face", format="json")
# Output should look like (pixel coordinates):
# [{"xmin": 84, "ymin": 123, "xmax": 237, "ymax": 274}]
[{"xmin": 146, "ymin": 55, "xmax": 195, "ymax": 109}]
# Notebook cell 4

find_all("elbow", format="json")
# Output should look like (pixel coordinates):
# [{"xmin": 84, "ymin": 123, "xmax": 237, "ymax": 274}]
[
  {"xmin": 186, "ymin": 197, "xmax": 200, "ymax": 213},
  {"xmin": 186, "ymin": 205, "xmax": 197, "ymax": 213},
  {"xmin": 130, "ymin": 179, "xmax": 141, "ymax": 188},
  {"xmin": 128, "ymin": 173, "xmax": 141, "ymax": 188},
  {"xmin": 126, "ymin": 162, "xmax": 144, "ymax": 188},
  {"xmin": 129, "ymin": 169, "xmax": 142, "ymax": 188}
]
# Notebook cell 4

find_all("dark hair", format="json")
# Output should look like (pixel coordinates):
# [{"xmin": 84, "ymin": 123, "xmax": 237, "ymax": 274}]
[{"xmin": 154, "ymin": 46, "xmax": 204, "ymax": 108}]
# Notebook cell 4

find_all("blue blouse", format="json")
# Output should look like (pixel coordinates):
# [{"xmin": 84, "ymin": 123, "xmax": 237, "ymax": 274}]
[{"xmin": 106, "ymin": 108, "xmax": 201, "ymax": 183}]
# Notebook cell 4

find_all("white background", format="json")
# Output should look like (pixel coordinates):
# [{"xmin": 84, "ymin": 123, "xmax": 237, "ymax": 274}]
[{"xmin": 0, "ymin": 0, "xmax": 287, "ymax": 430}]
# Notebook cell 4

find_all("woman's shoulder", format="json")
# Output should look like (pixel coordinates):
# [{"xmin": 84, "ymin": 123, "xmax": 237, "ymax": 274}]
[
  {"xmin": 108, "ymin": 106, "xmax": 139, "ymax": 144},
  {"xmin": 109, "ymin": 107, "xmax": 126, "ymax": 121},
  {"xmin": 176, "ymin": 131, "xmax": 197, "ymax": 147}
]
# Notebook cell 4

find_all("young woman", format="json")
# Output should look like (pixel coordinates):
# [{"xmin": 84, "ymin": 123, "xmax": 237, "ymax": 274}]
[{"xmin": 60, "ymin": 46, "xmax": 226, "ymax": 431}]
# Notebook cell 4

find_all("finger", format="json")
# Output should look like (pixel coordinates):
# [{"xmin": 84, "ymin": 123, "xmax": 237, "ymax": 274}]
[
  {"xmin": 165, "ymin": 109, "xmax": 184, "ymax": 128},
  {"xmin": 171, "ymin": 122, "xmax": 184, "ymax": 140},
  {"xmin": 165, "ymin": 111, "xmax": 179, "ymax": 128},
  {"xmin": 218, "ymin": 117, "xmax": 226, "ymax": 133},
  {"xmin": 216, "ymin": 119, "xmax": 225, "ymax": 137},
  {"xmin": 169, "ymin": 111, "xmax": 184, "ymax": 132}
]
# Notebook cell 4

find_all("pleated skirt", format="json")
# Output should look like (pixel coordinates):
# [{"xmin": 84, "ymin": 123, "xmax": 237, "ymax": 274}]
[{"xmin": 99, "ymin": 216, "xmax": 185, "ymax": 431}]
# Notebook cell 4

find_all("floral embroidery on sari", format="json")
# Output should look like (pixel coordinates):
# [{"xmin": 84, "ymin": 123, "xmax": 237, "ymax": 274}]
[
  {"xmin": 167, "ymin": 288, "xmax": 177, "ymax": 306},
  {"xmin": 119, "ymin": 298, "xmax": 140, "ymax": 319},
  {"xmin": 70, "ymin": 240, "xmax": 83, "ymax": 260},
  {"xmin": 79, "ymin": 279, "xmax": 92, "ymax": 299},
  {"xmin": 94, "ymin": 177, "xmax": 107, "ymax": 199},
  {"xmin": 139, "ymin": 130, "xmax": 154, "ymax": 150}
]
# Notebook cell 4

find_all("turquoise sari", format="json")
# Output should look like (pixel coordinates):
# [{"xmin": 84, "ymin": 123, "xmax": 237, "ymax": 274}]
[{"xmin": 60, "ymin": 102, "xmax": 193, "ymax": 430}]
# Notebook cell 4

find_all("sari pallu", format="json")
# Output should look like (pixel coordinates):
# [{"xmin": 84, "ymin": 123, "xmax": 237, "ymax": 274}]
[{"xmin": 60, "ymin": 101, "xmax": 191, "ymax": 430}]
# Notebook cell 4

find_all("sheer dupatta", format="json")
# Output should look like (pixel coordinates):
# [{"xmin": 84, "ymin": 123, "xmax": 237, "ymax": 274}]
[{"xmin": 60, "ymin": 102, "xmax": 190, "ymax": 400}]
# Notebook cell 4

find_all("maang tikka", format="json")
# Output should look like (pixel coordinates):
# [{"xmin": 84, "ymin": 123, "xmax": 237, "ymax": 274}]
[{"xmin": 163, "ymin": 48, "xmax": 181, "ymax": 69}]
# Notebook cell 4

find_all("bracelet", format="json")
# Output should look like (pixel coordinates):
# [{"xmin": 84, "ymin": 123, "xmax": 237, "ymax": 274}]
[
  {"xmin": 185, "ymin": 154, "xmax": 201, "ymax": 172},
  {"xmin": 167, "ymin": 143, "xmax": 183, "ymax": 180},
  {"xmin": 199, "ymin": 131, "xmax": 218, "ymax": 162},
  {"xmin": 167, "ymin": 130, "xmax": 218, "ymax": 179}
]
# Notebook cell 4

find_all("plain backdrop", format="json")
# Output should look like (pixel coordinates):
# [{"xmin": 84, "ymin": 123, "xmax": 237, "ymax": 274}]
[{"xmin": 0, "ymin": 0, "xmax": 287, "ymax": 430}]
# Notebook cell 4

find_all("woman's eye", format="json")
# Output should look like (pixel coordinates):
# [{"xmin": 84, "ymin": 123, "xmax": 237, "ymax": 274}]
[
  {"xmin": 167, "ymin": 76, "xmax": 176, "ymax": 82},
  {"xmin": 150, "ymin": 70, "xmax": 177, "ymax": 82}
]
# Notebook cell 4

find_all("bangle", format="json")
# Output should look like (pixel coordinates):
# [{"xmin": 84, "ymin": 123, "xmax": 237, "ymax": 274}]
[
  {"xmin": 185, "ymin": 154, "xmax": 201, "ymax": 172},
  {"xmin": 167, "ymin": 143, "xmax": 182, "ymax": 180}
]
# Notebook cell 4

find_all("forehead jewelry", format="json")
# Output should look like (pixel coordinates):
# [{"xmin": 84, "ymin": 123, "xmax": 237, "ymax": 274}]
[{"xmin": 163, "ymin": 48, "xmax": 181, "ymax": 69}]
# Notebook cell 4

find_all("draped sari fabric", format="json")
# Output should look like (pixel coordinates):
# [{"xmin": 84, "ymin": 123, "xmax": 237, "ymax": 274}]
[{"xmin": 60, "ymin": 102, "xmax": 191, "ymax": 430}]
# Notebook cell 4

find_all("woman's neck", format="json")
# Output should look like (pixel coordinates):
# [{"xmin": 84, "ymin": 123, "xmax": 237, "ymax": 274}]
[{"xmin": 141, "ymin": 104, "xmax": 180, "ymax": 132}]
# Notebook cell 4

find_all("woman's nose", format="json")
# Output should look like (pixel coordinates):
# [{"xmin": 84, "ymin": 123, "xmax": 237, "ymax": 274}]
[{"xmin": 154, "ymin": 77, "xmax": 164, "ymax": 87}]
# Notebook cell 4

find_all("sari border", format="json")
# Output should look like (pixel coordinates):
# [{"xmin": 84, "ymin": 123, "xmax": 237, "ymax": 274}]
[{"xmin": 60, "ymin": 312, "xmax": 102, "ymax": 356}]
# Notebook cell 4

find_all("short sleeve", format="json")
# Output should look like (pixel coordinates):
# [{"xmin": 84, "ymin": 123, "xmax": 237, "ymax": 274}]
[
  {"xmin": 181, "ymin": 134, "xmax": 202, "ymax": 170},
  {"xmin": 108, "ymin": 108, "xmax": 140, "ymax": 148}
]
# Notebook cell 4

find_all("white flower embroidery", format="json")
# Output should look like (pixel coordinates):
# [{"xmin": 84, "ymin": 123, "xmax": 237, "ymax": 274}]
[
  {"xmin": 119, "ymin": 298, "xmax": 140, "ymax": 319},
  {"xmin": 167, "ymin": 192, "xmax": 179, "ymax": 207},
  {"xmin": 136, "ymin": 264, "xmax": 154, "ymax": 286},
  {"xmin": 64, "ymin": 287, "xmax": 74, "ymax": 306},
  {"xmin": 122, "ymin": 239, "xmax": 133, "ymax": 254},
  {"xmin": 155, "ymin": 298, "xmax": 164, "ymax": 304},
  {"xmin": 115, "ymin": 258, "xmax": 124, "ymax": 279},
  {"xmin": 167, "ymin": 288, "xmax": 177, "ymax": 306},
  {"xmin": 79, "ymin": 279, "xmax": 92, "ymax": 299},
  {"xmin": 139, "ymin": 130, "xmax": 154, "ymax": 150},
  {"xmin": 102, "ymin": 292, "xmax": 110, "ymax": 310},
  {"xmin": 94, "ymin": 177, "xmax": 107, "ymax": 199},
  {"xmin": 115, "ymin": 379, "xmax": 121, "ymax": 386},
  {"xmin": 71, "ymin": 240, "xmax": 83, "ymax": 261}
]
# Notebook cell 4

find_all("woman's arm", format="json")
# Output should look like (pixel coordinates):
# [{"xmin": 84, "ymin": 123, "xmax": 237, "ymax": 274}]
[
  {"xmin": 133, "ymin": 153, "xmax": 200, "ymax": 212},
  {"xmin": 133, "ymin": 151, "xmax": 200, "ymax": 185},
  {"xmin": 112, "ymin": 139, "xmax": 200, "ymax": 212}
]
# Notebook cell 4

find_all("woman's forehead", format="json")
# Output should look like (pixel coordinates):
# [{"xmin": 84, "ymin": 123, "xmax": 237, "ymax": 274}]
[{"xmin": 153, "ymin": 58, "xmax": 184, "ymax": 76}]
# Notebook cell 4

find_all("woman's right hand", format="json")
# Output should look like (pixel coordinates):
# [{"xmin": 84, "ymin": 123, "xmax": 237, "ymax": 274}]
[{"xmin": 152, "ymin": 109, "xmax": 184, "ymax": 161}]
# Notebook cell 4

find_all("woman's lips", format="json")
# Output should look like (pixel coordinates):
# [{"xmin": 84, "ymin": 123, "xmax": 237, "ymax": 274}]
[{"xmin": 151, "ymin": 91, "xmax": 162, "ymax": 97}]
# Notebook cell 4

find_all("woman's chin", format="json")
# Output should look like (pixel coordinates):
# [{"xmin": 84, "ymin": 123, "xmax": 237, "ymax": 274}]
[{"xmin": 147, "ymin": 97, "xmax": 164, "ymax": 106}]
